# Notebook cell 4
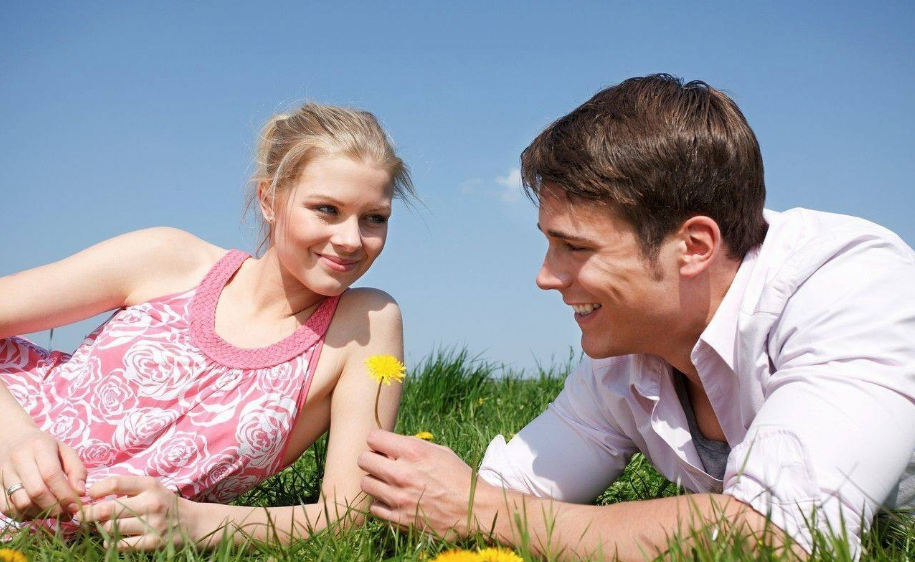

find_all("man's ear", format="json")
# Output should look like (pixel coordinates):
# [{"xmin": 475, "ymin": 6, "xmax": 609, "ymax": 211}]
[
  {"xmin": 257, "ymin": 181, "xmax": 275, "ymax": 223},
  {"xmin": 678, "ymin": 216, "xmax": 721, "ymax": 278}
]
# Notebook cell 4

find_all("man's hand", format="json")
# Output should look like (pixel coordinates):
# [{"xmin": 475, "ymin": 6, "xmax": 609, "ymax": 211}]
[
  {"xmin": 358, "ymin": 428, "xmax": 480, "ymax": 539},
  {"xmin": 81, "ymin": 476, "xmax": 199, "ymax": 551}
]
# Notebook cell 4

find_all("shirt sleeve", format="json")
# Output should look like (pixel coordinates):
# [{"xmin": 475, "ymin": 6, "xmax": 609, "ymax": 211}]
[
  {"xmin": 478, "ymin": 358, "xmax": 639, "ymax": 503},
  {"xmin": 723, "ymin": 238, "xmax": 915, "ymax": 556}
]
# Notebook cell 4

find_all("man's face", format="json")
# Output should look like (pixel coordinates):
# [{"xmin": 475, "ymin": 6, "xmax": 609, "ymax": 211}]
[{"xmin": 536, "ymin": 193, "xmax": 682, "ymax": 359}]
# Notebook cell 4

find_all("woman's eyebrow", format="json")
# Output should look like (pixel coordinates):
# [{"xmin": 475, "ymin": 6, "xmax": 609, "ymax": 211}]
[
  {"xmin": 302, "ymin": 193, "xmax": 346, "ymax": 205},
  {"xmin": 303, "ymin": 193, "xmax": 392, "ymax": 213}
]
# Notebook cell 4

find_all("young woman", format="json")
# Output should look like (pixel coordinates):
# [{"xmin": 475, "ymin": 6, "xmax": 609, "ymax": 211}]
[{"xmin": 0, "ymin": 103, "xmax": 413, "ymax": 550}]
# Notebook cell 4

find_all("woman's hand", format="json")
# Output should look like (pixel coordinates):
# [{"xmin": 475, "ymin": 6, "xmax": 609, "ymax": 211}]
[
  {"xmin": 82, "ymin": 476, "xmax": 200, "ymax": 551},
  {"xmin": 0, "ymin": 425, "xmax": 86, "ymax": 520}
]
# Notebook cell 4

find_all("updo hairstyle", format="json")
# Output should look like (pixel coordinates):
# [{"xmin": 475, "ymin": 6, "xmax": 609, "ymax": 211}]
[{"xmin": 247, "ymin": 102, "xmax": 414, "ymax": 252}]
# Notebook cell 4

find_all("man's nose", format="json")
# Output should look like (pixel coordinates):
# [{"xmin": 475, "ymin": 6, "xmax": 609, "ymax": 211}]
[{"xmin": 536, "ymin": 256, "xmax": 569, "ymax": 291}]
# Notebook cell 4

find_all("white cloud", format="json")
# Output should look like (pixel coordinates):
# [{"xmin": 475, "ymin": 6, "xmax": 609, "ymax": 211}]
[
  {"xmin": 495, "ymin": 168, "xmax": 523, "ymax": 202},
  {"xmin": 459, "ymin": 168, "xmax": 525, "ymax": 203}
]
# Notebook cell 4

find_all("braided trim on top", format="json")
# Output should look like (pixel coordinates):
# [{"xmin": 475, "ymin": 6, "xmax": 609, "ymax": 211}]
[{"xmin": 189, "ymin": 250, "xmax": 340, "ymax": 369}]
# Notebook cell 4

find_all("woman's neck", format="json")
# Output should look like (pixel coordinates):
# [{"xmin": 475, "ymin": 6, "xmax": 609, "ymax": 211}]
[{"xmin": 234, "ymin": 247, "xmax": 325, "ymax": 323}]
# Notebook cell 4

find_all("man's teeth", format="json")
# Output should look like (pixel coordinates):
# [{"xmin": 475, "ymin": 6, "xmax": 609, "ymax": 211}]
[{"xmin": 572, "ymin": 303, "xmax": 602, "ymax": 315}]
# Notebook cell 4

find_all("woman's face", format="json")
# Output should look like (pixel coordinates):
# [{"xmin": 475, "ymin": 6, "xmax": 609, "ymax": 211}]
[{"xmin": 268, "ymin": 155, "xmax": 394, "ymax": 296}]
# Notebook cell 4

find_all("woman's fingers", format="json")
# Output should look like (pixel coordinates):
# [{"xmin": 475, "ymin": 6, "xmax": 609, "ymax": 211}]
[
  {"xmin": 58, "ymin": 442, "xmax": 87, "ymax": 496},
  {"xmin": 110, "ymin": 534, "xmax": 165, "ymax": 552},
  {"xmin": 33, "ymin": 443, "xmax": 81, "ymax": 513},
  {"xmin": 82, "ymin": 496, "xmax": 150, "ymax": 524},
  {"xmin": 1, "ymin": 468, "xmax": 27, "ymax": 518},
  {"xmin": 102, "ymin": 516, "xmax": 152, "ymax": 536},
  {"xmin": 89, "ymin": 476, "xmax": 156, "ymax": 499},
  {"xmin": 17, "ymin": 455, "xmax": 65, "ymax": 518}
]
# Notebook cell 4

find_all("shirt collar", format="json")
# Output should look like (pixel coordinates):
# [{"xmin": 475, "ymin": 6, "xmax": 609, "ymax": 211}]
[{"xmin": 692, "ymin": 246, "xmax": 759, "ymax": 372}]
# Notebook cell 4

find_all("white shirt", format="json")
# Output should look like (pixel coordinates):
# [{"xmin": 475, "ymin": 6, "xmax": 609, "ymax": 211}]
[{"xmin": 478, "ymin": 208, "xmax": 915, "ymax": 556}]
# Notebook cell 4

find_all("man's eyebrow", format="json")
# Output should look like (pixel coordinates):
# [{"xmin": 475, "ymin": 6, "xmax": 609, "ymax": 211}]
[{"xmin": 536, "ymin": 223, "xmax": 593, "ymax": 243}]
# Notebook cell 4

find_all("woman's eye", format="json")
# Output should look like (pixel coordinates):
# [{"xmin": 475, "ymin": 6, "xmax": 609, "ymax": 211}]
[
  {"xmin": 366, "ymin": 214, "xmax": 389, "ymax": 225},
  {"xmin": 315, "ymin": 205, "xmax": 338, "ymax": 216}
]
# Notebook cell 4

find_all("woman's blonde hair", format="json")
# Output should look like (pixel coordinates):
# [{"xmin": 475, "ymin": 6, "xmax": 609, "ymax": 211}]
[{"xmin": 247, "ymin": 102, "xmax": 415, "ymax": 252}]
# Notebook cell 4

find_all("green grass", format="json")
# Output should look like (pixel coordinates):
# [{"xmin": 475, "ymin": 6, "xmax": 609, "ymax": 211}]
[{"xmin": 3, "ymin": 348, "xmax": 914, "ymax": 561}]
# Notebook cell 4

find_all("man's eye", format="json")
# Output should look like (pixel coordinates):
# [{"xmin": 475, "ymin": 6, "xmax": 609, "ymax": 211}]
[{"xmin": 565, "ymin": 242, "xmax": 586, "ymax": 252}]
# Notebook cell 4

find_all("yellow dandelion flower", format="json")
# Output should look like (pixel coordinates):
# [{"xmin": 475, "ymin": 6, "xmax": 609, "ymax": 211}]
[
  {"xmin": 477, "ymin": 397, "xmax": 485, "ymax": 406},
  {"xmin": 365, "ymin": 354, "xmax": 406, "ymax": 385},
  {"xmin": 414, "ymin": 431, "xmax": 434, "ymax": 441},
  {"xmin": 0, "ymin": 549, "xmax": 27, "ymax": 562},
  {"xmin": 431, "ymin": 549, "xmax": 481, "ymax": 562},
  {"xmin": 477, "ymin": 547, "xmax": 524, "ymax": 562}
]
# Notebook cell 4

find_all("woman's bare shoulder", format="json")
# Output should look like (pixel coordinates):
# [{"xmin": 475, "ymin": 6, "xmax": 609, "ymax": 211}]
[
  {"xmin": 122, "ymin": 227, "xmax": 228, "ymax": 305},
  {"xmin": 323, "ymin": 288, "xmax": 403, "ymax": 350},
  {"xmin": 337, "ymin": 288, "xmax": 402, "ymax": 321}
]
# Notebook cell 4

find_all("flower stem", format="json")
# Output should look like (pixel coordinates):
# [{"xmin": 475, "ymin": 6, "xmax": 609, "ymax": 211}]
[{"xmin": 374, "ymin": 381, "xmax": 383, "ymax": 429}]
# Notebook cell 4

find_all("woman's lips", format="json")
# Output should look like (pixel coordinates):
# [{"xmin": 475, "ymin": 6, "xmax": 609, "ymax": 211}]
[{"xmin": 318, "ymin": 253, "xmax": 359, "ymax": 272}]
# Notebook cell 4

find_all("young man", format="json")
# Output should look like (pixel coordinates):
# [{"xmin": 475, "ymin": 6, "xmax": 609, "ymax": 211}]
[{"xmin": 358, "ymin": 74, "xmax": 915, "ymax": 560}]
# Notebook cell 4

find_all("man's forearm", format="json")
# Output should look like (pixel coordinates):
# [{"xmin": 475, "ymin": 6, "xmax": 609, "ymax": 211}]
[{"xmin": 472, "ymin": 484, "xmax": 797, "ymax": 561}]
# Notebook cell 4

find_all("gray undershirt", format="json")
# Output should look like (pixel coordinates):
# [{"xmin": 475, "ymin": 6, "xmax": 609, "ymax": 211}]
[{"xmin": 673, "ymin": 371, "xmax": 732, "ymax": 481}]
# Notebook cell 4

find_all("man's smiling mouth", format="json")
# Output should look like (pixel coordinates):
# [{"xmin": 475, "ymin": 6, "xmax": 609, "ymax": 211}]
[{"xmin": 571, "ymin": 303, "xmax": 602, "ymax": 316}]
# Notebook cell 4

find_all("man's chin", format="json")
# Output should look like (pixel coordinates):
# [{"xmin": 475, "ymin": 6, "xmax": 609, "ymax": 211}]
[{"xmin": 581, "ymin": 337, "xmax": 621, "ymax": 359}]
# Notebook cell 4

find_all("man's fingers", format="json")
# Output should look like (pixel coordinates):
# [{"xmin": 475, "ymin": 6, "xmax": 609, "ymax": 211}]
[
  {"xmin": 357, "ymin": 451, "xmax": 400, "ymax": 483},
  {"xmin": 89, "ymin": 476, "xmax": 154, "ymax": 499},
  {"xmin": 369, "ymin": 500, "xmax": 411, "ymax": 529},
  {"xmin": 58, "ymin": 443, "xmax": 88, "ymax": 495},
  {"xmin": 360, "ymin": 474, "xmax": 399, "ymax": 506},
  {"xmin": 367, "ymin": 429, "xmax": 421, "ymax": 459}
]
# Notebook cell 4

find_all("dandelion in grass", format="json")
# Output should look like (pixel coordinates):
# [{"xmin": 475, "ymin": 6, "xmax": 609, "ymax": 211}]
[
  {"xmin": 431, "ymin": 549, "xmax": 481, "ymax": 562},
  {"xmin": 365, "ymin": 354, "xmax": 406, "ymax": 428},
  {"xmin": 0, "ymin": 549, "xmax": 27, "ymax": 562},
  {"xmin": 477, "ymin": 546, "xmax": 524, "ymax": 562},
  {"xmin": 414, "ymin": 431, "xmax": 434, "ymax": 441}
]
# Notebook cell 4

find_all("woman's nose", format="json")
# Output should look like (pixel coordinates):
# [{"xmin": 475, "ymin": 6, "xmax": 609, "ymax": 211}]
[{"xmin": 331, "ymin": 217, "xmax": 362, "ymax": 252}]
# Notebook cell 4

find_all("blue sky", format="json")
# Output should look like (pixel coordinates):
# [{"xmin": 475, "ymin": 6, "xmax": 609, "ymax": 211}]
[{"xmin": 3, "ymin": 2, "xmax": 913, "ymax": 372}]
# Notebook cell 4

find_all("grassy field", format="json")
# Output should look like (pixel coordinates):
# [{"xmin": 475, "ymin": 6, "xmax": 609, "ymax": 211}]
[{"xmin": 3, "ymin": 349, "xmax": 914, "ymax": 561}]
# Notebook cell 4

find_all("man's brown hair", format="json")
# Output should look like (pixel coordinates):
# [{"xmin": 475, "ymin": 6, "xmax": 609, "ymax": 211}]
[{"xmin": 521, "ymin": 73, "xmax": 768, "ymax": 261}]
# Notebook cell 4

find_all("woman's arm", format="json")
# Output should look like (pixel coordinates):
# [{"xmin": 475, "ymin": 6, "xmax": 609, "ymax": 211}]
[
  {"xmin": 82, "ymin": 288, "xmax": 405, "ymax": 549},
  {"xmin": 0, "ymin": 227, "xmax": 218, "ymax": 521},
  {"xmin": 0, "ymin": 227, "xmax": 217, "ymax": 339}
]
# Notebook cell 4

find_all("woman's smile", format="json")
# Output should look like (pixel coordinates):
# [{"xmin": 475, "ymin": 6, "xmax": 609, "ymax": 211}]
[{"xmin": 317, "ymin": 253, "xmax": 360, "ymax": 273}]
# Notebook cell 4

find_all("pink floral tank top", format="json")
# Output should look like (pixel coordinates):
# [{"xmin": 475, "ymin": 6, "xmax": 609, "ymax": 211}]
[{"xmin": 0, "ymin": 249, "xmax": 339, "ymax": 505}]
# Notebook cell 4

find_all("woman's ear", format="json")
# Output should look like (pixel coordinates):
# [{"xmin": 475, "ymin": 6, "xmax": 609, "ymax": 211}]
[
  {"xmin": 678, "ymin": 216, "xmax": 721, "ymax": 278},
  {"xmin": 257, "ymin": 180, "xmax": 275, "ymax": 224}
]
